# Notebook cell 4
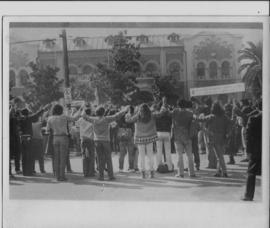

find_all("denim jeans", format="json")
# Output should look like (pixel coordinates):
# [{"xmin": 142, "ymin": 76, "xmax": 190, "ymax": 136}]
[
  {"xmin": 53, "ymin": 136, "xmax": 69, "ymax": 180},
  {"xmin": 81, "ymin": 138, "xmax": 95, "ymax": 176},
  {"xmin": 119, "ymin": 140, "xmax": 135, "ymax": 170},
  {"xmin": 209, "ymin": 142, "xmax": 227, "ymax": 174},
  {"xmin": 95, "ymin": 141, "xmax": 114, "ymax": 178},
  {"xmin": 156, "ymin": 132, "xmax": 173, "ymax": 170},
  {"xmin": 174, "ymin": 139, "xmax": 195, "ymax": 176}
]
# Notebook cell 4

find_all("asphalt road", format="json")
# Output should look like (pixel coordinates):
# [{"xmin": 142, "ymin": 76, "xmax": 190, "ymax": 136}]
[{"xmin": 9, "ymin": 152, "xmax": 261, "ymax": 201}]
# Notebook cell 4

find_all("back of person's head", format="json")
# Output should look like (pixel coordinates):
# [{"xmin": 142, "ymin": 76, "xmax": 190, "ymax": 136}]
[
  {"xmin": 52, "ymin": 104, "xmax": 63, "ymax": 116},
  {"xmin": 177, "ymin": 99, "xmax": 186, "ymax": 109},
  {"xmin": 139, "ymin": 103, "xmax": 152, "ymax": 123},
  {"xmin": 211, "ymin": 101, "xmax": 225, "ymax": 117},
  {"xmin": 241, "ymin": 99, "xmax": 249, "ymax": 107},
  {"xmin": 21, "ymin": 108, "xmax": 29, "ymax": 116},
  {"xmin": 186, "ymin": 100, "xmax": 193, "ymax": 109},
  {"xmin": 85, "ymin": 108, "xmax": 91, "ymax": 116},
  {"xmin": 96, "ymin": 106, "xmax": 105, "ymax": 117},
  {"xmin": 129, "ymin": 105, "xmax": 134, "ymax": 115}
]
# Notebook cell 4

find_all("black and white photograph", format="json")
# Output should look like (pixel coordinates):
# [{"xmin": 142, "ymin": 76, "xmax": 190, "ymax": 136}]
[{"xmin": 1, "ymin": 2, "xmax": 269, "ymax": 228}]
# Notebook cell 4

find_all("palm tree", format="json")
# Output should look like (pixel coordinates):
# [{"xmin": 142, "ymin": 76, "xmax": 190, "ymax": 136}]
[{"xmin": 238, "ymin": 41, "xmax": 262, "ymax": 98}]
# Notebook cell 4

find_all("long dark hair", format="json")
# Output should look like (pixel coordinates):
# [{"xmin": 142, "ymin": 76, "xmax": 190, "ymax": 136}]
[
  {"xmin": 211, "ymin": 102, "xmax": 225, "ymax": 117},
  {"xmin": 138, "ymin": 103, "xmax": 152, "ymax": 123}
]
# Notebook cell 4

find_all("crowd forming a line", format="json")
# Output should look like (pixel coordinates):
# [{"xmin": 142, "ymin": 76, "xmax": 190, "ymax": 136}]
[{"xmin": 9, "ymin": 96, "xmax": 262, "ymax": 201}]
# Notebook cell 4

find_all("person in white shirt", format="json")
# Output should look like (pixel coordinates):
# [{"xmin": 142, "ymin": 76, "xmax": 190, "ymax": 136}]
[{"xmin": 77, "ymin": 108, "xmax": 95, "ymax": 177}]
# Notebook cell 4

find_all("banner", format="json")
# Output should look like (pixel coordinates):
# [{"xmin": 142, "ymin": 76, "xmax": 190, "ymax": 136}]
[
  {"xmin": 64, "ymin": 87, "xmax": 72, "ymax": 104},
  {"xmin": 190, "ymin": 83, "xmax": 245, "ymax": 97}
]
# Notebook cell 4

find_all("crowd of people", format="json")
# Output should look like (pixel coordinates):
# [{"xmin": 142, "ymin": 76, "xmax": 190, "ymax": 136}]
[{"xmin": 9, "ymin": 95, "xmax": 262, "ymax": 200}]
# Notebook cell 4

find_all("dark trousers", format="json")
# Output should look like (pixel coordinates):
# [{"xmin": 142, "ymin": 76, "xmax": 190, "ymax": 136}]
[
  {"xmin": 244, "ymin": 174, "xmax": 256, "ymax": 200},
  {"xmin": 10, "ymin": 134, "xmax": 21, "ymax": 172},
  {"xmin": 192, "ymin": 136, "xmax": 200, "ymax": 169},
  {"xmin": 119, "ymin": 140, "xmax": 134, "ymax": 170},
  {"xmin": 31, "ymin": 138, "xmax": 45, "ymax": 172},
  {"xmin": 66, "ymin": 138, "xmax": 72, "ymax": 171},
  {"xmin": 81, "ymin": 138, "xmax": 95, "ymax": 176},
  {"xmin": 21, "ymin": 137, "xmax": 34, "ymax": 176},
  {"xmin": 95, "ymin": 141, "xmax": 114, "ymax": 178}
]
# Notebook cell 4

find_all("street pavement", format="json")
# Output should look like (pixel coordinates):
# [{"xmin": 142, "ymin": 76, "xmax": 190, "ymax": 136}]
[{"xmin": 9, "ymin": 152, "xmax": 261, "ymax": 201}]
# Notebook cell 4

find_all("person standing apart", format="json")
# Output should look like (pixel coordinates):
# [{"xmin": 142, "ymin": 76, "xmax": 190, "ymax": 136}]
[
  {"xmin": 83, "ymin": 106, "xmax": 129, "ymax": 181},
  {"xmin": 46, "ymin": 104, "xmax": 83, "ymax": 181},
  {"xmin": 242, "ymin": 100, "xmax": 262, "ymax": 201},
  {"xmin": 77, "ymin": 108, "xmax": 95, "ymax": 177},
  {"xmin": 126, "ymin": 103, "xmax": 165, "ymax": 179}
]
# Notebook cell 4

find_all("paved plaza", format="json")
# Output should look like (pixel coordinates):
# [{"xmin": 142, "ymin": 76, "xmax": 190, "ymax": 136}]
[{"xmin": 9, "ymin": 153, "xmax": 261, "ymax": 201}]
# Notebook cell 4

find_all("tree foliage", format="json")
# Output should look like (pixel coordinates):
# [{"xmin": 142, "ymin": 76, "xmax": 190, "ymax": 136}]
[
  {"xmin": 22, "ymin": 62, "xmax": 64, "ymax": 111},
  {"xmin": 93, "ymin": 31, "xmax": 141, "ymax": 106},
  {"xmin": 238, "ymin": 41, "xmax": 262, "ymax": 98}
]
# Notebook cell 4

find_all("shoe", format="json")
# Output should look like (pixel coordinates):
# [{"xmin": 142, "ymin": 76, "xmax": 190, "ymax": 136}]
[
  {"xmin": 16, "ymin": 170, "xmax": 22, "ymax": 175},
  {"xmin": 134, "ymin": 168, "xmax": 139, "ymax": 172},
  {"xmin": 227, "ymin": 161, "xmax": 235, "ymax": 165},
  {"xmin": 10, "ymin": 174, "xmax": 15, "ymax": 179},
  {"xmin": 141, "ymin": 171, "xmax": 146, "ymax": 179},
  {"xmin": 196, "ymin": 167, "xmax": 200, "ymax": 171},
  {"xmin": 98, "ymin": 176, "xmax": 104, "ymax": 181},
  {"xmin": 32, "ymin": 170, "xmax": 36, "ymax": 174},
  {"xmin": 58, "ymin": 177, "xmax": 68, "ymax": 181},
  {"xmin": 223, "ymin": 173, "xmax": 228, "ymax": 178},
  {"xmin": 190, "ymin": 174, "xmax": 196, "ymax": 178},
  {"xmin": 214, "ymin": 173, "xmax": 221, "ymax": 177},
  {"xmin": 206, "ymin": 166, "xmax": 217, "ymax": 169},
  {"xmin": 150, "ymin": 171, "xmax": 155, "ymax": 178},
  {"xmin": 242, "ymin": 197, "xmax": 253, "ymax": 201},
  {"xmin": 119, "ymin": 169, "xmax": 124, "ymax": 173},
  {"xmin": 40, "ymin": 170, "xmax": 46, "ymax": 174},
  {"xmin": 184, "ymin": 168, "xmax": 188, "ymax": 172},
  {"xmin": 241, "ymin": 158, "xmax": 249, "ymax": 162},
  {"xmin": 175, "ymin": 174, "xmax": 184, "ymax": 178},
  {"xmin": 109, "ymin": 176, "xmax": 116, "ymax": 181}
]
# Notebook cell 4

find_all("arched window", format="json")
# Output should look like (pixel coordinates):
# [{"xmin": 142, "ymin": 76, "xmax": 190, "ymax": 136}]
[
  {"xmin": 197, "ymin": 62, "xmax": 205, "ymax": 79},
  {"xmin": 69, "ymin": 66, "xmax": 78, "ymax": 75},
  {"xmin": 10, "ymin": 70, "xmax": 16, "ymax": 88},
  {"xmin": 221, "ymin": 61, "xmax": 230, "ymax": 78},
  {"xmin": 82, "ymin": 65, "xmax": 94, "ymax": 75},
  {"xmin": 209, "ymin": 61, "xmax": 218, "ymax": 79},
  {"xmin": 19, "ymin": 69, "xmax": 29, "ymax": 86},
  {"xmin": 131, "ymin": 61, "xmax": 142, "ymax": 74},
  {"xmin": 168, "ymin": 62, "xmax": 181, "ymax": 79},
  {"xmin": 145, "ymin": 62, "xmax": 159, "ymax": 77}
]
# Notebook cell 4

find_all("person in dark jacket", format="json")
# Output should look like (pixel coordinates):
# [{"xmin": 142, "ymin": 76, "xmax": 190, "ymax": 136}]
[
  {"xmin": 155, "ymin": 97, "xmax": 173, "ymax": 171},
  {"xmin": 242, "ymin": 100, "xmax": 262, "ymax": 201},
  {"xmin": 19, "ymin": 104, "xmax": 51, "ymax": 176}
]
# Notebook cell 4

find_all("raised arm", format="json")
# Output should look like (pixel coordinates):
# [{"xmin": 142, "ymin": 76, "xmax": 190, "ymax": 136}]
[
  {"xmin": 66, "ymin": 105, "xmax": 84, "ymax": 122},
  {"xmin": 125, "ymin": 112, "xmax": 139, "ymax": 123},
  {"xmin": 106, "ymin": 107, "xmax": 129, "ymax": 122}
]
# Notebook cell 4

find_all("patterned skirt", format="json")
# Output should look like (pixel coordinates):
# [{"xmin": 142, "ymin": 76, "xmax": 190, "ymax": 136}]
[{"xmin": 134, "ymin": 134, "xmax": 158, "ymax": 145}]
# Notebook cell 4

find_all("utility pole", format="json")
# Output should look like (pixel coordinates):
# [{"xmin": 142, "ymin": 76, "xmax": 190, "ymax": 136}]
[{"xmin": 60, "ymin": 29, "xmax": 71, "ymax": 107}]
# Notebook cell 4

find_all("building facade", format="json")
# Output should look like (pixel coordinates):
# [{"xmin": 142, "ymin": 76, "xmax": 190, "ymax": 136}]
[{"xmin": 10, "ymin": 31, "xmax": 244, "ymax": 103}]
